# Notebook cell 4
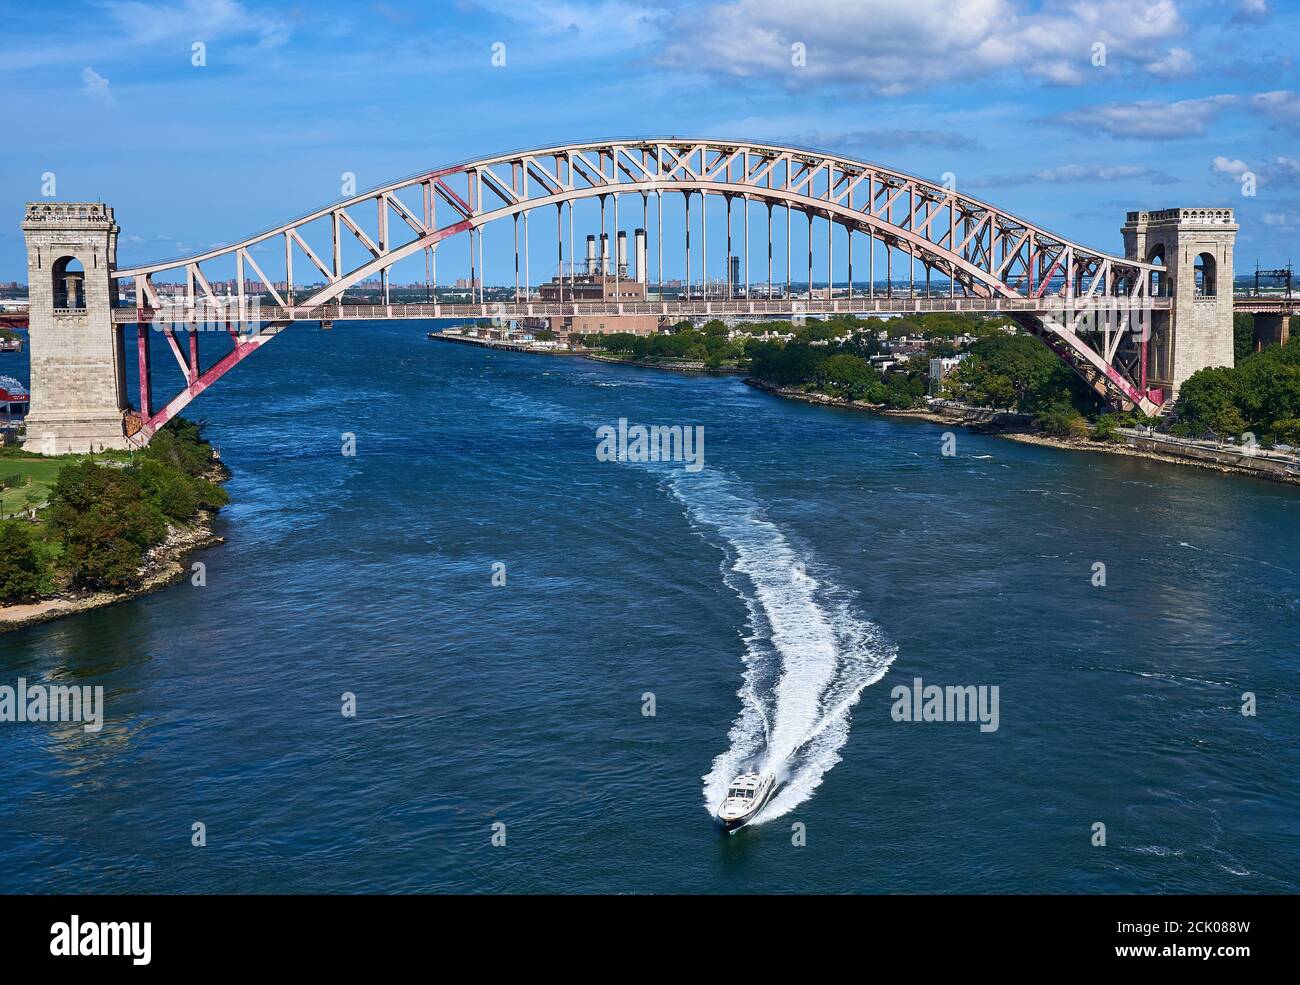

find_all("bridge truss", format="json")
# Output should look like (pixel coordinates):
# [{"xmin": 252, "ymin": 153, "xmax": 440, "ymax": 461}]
[{"xmin": 111, "ymin": 139, "xmax": 1166, "ymax": 436}]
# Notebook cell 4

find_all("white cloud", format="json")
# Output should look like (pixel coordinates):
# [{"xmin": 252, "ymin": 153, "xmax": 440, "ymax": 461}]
[
  {"xmin": 790, "ymin": 128, "xmax": 981, "ymax": 152},
  {"xmin": 1211, "ymin": 156, "xmax": 1250, "ymax": 178},
  {"xmin": 1270, "ymin": 155, "xmax": 1300, "ymax": 178},
  {"xmin": 1250, "ymin": 90, "xmax": 1300, "ymax": 132},
  {"xmin": 1261, "ymin": 210, "xmax": 1300, "ymax": 232},
  {"xmin": 81, "ymin": 66, "xmax": 113, "ymax": 104},
  {"xmin": 100, "ymin": 0, "xmax": 289, "ymax": 49},
  {"xmin": 656, "ymin": 0, "xmax": 1186, "ymax": 93},
  {"xmin": 1210, "ymin": 154, "xmax": 1300, "ymax": 189},
  {"xmin": 967, "ymin": 163, "xmax": 1175, "ymax": 187},
  {"xmin": 1233, "ymin": 0, "xmax": 1270, "ymax": 22},
  {"xmin": 1052, "ymin": 95, "xmax": 1237, "ymax": 139},
  {"xmin": 1145, "ymin": 47, "xmax": 1194, "ymax": 78}
]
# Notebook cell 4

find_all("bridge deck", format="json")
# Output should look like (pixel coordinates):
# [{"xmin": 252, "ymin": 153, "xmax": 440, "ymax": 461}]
[
  {"xmin": 1230, "ymin": 297, "xmax": 1298, "ymax": 314},
  {"xmin": 108, "ymin": 295, "xmax": 1175, "ymax": 325},
  {"xmin": 10, "ymin": 295, "xmax": 1292, "ymax": 327}
]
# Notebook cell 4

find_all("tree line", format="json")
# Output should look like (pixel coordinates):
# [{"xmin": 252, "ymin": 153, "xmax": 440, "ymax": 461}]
[
  {"xmin": 1174, "ymin": 335, "xmax": 1300, "ymax": 446},
  {"xmin": 0, "ymin": 419, "xmax": 228, "ymax": 605}
]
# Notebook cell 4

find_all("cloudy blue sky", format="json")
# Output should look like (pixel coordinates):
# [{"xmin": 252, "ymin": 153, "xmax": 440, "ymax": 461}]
[{"xmin": 1, "ymin": 0, "xmax": 1297, "ymax": 282}]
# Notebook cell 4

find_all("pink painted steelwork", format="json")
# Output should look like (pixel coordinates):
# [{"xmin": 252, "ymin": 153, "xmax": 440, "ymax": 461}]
[{"xmin": 112, "ymin": 139, "xmax": 1168, "ymax": 429}]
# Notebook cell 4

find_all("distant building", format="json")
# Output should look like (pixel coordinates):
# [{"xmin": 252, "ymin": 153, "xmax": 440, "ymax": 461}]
[
  {"xmin": 524, "ymin": 270, "xmax": 661, "ymax": 338},
  {"xmin": 929, "ymin": 354, "xmax": 968, "ymax": 390}
]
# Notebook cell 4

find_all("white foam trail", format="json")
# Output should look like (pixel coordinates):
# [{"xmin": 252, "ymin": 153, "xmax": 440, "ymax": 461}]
[
  {"xmin": 471, "ymin": 382, "xmax": 896, "ymax": 823},
  {"xmin": 664, "ymin": 469, "xmax": 897, "ymax": 825}
]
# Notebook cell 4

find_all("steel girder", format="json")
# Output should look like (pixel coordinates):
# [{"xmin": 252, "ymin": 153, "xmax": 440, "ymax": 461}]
[{"xmin": 112, "ymin": 138, "xmax": 1166, "ymax": 434}]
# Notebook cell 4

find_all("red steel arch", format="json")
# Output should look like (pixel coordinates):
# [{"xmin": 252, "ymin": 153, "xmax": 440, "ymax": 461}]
[{"xmin": 112, "ymin": 138, "xmax": 1166, "ymax": 435}]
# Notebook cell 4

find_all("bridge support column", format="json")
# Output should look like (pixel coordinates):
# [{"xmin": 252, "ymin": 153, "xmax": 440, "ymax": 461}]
[
  {"xmin": 20, "ymin": 202, "xmax": 132, "ymax": 455},
  {"xmin": 1122, "ymin": 208, "xmax": 1238, "ymax": 402},
  {"xmin": 1253, "ymin": 313, "xmax": 1290, "ymax": 351}
]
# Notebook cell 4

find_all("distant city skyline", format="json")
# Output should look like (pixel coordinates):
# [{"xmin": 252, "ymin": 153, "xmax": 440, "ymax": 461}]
[{"xmin": 3, "ymin": 0, "xmax": 1298, "ymax": 283}]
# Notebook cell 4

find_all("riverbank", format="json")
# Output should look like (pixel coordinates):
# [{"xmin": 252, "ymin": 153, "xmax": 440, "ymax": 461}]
[
  {"xmin": 0, "ymin": 451, "xmax": 231, "ymax": 634},
  {"xmin": 427, "ymin": 330, "xmax": 747, "ymax": 375},
  {"xmin": 581, "ymin": 352, "xmax": 748, "ymax": 374},
  {"xmin": 744, "ymin": 378, "xmax": 1300, "ymax": 486},
  {"xmin": 0, "ymin": 508, "xmax": 224, "ymax": 634}
]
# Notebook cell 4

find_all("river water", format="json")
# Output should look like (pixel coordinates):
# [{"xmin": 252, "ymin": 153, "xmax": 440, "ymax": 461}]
[{"xmin": 2, "ymin": 320, "xmax": 1297, "ymax": 893}]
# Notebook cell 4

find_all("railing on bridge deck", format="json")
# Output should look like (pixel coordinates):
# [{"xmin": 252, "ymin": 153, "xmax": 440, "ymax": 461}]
[
  {"xmin": 1231, "ymin": 295, "xmax": 1299, "ymax": 314},
  {"xmin": 111, "ymin": 294, "xmax": 1173, "ymax": 325}
]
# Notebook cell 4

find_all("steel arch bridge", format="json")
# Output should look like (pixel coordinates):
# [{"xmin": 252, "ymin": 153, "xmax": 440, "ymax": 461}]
[{"xmin": 111, "ymin": 138, "xmax": 1167, "ymax": 437}]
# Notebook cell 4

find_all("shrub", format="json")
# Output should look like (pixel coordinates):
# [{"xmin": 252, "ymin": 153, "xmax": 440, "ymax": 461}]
[
  {"xmin": 137, "ymin": 458, "xmax": 199, "ymax": 520},
  {"xmin": 1272, "ymin": 418, "xmax": 1300, "ymax": 446},
  {"xmin": 1035, "ymin": 405, "xmax": 1090, "ymax": 440},
  {"xmin": 1093, "ymin": 413, "xmax": 1126, "ymax": 444},
  {"xmin": 0, "ymin": 521, "xmax": 50, "ymax": 603},
  {"xmin": 47, "ymin": 461, "xmax": 167, "ymax": 591}
]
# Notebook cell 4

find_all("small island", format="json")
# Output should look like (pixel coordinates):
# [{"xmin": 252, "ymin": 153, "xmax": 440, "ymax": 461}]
[{"xmin": 0, "ymin": 418, "xmax": 229, "ymax": 632}]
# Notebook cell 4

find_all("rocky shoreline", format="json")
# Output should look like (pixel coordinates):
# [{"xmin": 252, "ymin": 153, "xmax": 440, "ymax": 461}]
[
  {"xmin": 743, "ymin": 378, "xmax": 1300, "ymax": 485},
  {"xmin": 0, "ymin": 462, "xmax": 230, "ymax": 634},
  {"xmin": 581, "ymin": 352, "xmax": 748, "ymax": 375}
]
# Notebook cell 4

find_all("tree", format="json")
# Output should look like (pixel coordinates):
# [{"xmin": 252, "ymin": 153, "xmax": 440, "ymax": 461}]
[
  {"xmin": 137, "ymin": 458, "xmax": 198, "ymax": 521},
  {"xmin": 1174, "ymin": 366, "xmax": 1247, "ymax": 437},
  {"xmin": 1093, "ymin": 413, "xmax": 1126, "ymax": 444},
  {"xmin": 0, "ymin": 521, "xmax": 49, "ymax": 603},
  {"xmin": 1035, "ymin": 405, "xmax": 1090, "ymax": 440},
  {"xmin": 943, "ymin": 334, "xmax": 1091, "ymax": 415},
  {"xmin": 1233, "ymin": 313, "xmax": 1256, "ymax": 363},
  {"xmin": 1273, "ymin": 418, "xmax": 1300, "ymax": 446},
  {"xmin": 884, "ymin": 372, "xmax": 925, "ymax": 409},
  {"xmin": 48, "ymin": 461, "xmax": 167, "ymax": 591},
  {"xmin": 749, "ymin": 340, "xmax": 826, "ymax": 386}
]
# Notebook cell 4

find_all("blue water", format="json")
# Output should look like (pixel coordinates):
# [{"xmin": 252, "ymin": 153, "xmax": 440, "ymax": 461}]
[{"xmin": 2, "ymin": 320, "xmax": 1298, "ymax": 893}]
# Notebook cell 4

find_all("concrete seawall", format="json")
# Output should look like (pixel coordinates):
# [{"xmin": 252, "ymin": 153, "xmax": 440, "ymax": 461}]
[
  {"xmin": 1118, "ymin": 430, "xmax": 1300, "ymax": 484},
  {"xmin": 745, "ymin": 379, "xmax": 1300, "ymax": 488}
]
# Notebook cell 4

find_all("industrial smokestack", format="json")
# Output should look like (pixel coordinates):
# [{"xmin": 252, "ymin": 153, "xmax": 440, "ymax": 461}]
[
  {"xmin": 585, "ymin": 234, "xmax": 597, "ymax": 276},
  {"xmin": 634, "ymin": 228, "xmax": 647, "ymax": 285},
  {"xmin": 599, "ymin": 233, "xmax": 610, "ymax": 275},
  {"xmin": 617, "ymin": 231, "xmax": 628, "ymax": 277}
]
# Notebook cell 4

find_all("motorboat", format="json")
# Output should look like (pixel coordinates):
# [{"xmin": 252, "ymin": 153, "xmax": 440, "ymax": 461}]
[{"xmin": 715, "ymin": 771, "xmax": 777, "ymax": 833}]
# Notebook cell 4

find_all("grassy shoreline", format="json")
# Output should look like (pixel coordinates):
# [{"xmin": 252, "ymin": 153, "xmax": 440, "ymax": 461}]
[
  {"xmin": 0, "ymin": 421, "xmax": 231, "ymax": 630},
  {"xmin": 0, "ymin": 503, "xmax": 225, "ymax": 633},
  {"xmin": 580, "ymin": 352, "xmax": 748, "ymax": 374}
]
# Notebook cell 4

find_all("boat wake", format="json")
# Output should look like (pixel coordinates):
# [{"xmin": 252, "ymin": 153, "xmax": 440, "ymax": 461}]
[
  {"xmin": 473, "ymin": 382, "xmax": 896, "ymax": 824},
  {"xmin": 663, "ymin": 469, "xmax": 897, "ymax": 825}
]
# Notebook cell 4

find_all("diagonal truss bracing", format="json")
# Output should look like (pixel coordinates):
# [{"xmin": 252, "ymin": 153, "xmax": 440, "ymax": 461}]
[{"xmin": 113, "ymin": 139, "xmax": 1166, "ymax": 436}]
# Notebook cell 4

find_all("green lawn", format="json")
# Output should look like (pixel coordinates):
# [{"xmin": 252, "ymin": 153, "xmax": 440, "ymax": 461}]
[
  {"xmin": 0, "ymin": 447, "xmax": 131, "ymax": 516},
  {"xmin": 0, "ymin": 456, "xmax": 64, "ymax": 515}
]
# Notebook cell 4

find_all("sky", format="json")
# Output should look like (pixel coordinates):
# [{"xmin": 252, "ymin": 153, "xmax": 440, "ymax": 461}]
[{"xmin": 1, "ymin": 0, "xmax": 1298, "ymax": 284}]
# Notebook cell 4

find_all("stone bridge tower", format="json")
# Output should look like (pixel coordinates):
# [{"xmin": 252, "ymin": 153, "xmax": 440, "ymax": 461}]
[
  {"xmin": 21, "ymin": 202, "xmax": 132, "ymax": 454},
  {"xmin": 1122, "ymin": 207, "xmax": 1238, "ymax": 401}
]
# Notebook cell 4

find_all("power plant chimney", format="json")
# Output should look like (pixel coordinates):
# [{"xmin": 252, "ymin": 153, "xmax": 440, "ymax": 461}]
[
  {"xmin": 617, "ymin": 230, "xmax": 628, "ymax": 277},
  {"xmin": 599, "ymin": 232, "xmax": 610, "ymax": 275},
  {"xmin": 634, "ymin": 228, "xmax": 647, "ymax": 284},
  {"xmin": 585, "ymin": 234, "xmax": 597, "ymax": 276}
]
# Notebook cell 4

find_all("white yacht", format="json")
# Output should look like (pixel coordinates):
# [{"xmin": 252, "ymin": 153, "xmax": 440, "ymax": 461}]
[{"xmin": 715, "ymin": 771, "xmax": 777, "ymax": 833}]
